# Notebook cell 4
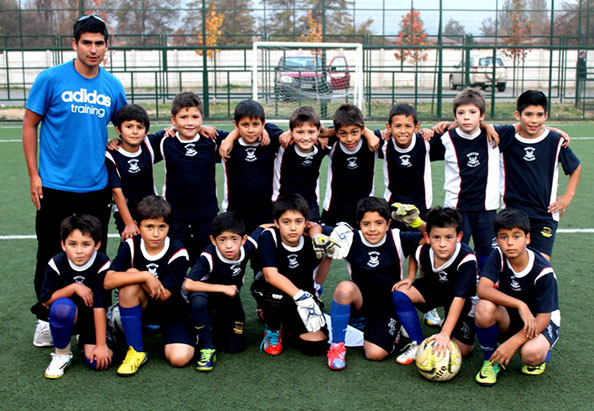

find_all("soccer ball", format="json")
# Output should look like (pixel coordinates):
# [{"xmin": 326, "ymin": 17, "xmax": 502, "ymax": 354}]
[{"xmin": 415, "ymin": 337, "xmax": 462, "ymax": 382}]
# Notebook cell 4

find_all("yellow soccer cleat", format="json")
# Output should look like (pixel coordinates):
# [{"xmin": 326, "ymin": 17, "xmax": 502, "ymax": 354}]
[
  {"xmin": 475, "ymin": 360, "xmax": 502, "ymax": 386},
  {"xmin": 117, "ymin": 346, "xmax": 147, "ymax": 377}
]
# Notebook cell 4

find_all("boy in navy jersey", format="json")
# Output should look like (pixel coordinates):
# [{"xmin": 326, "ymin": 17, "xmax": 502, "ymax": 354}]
[
  {"xmin": 183, "ymin": 212, "xmax": 259, "ymax": 371},
  {"xmin": 106, "ymin": 104, "xmax": 164, "ymax": 240},
  {"xmin": 326, "ymin": 197, "xmax": 424, "ymax": 370},
  {"xmin": 392, "ymin": 207, "xmax": 477, "ymax": 365},
  {"xmin": 257, "ymin": 193, "xmax": 328, "ymax": 356},
  {"xmin": 499, "ymin": 91, "xmax": 581, "ymax": 259},
  {"xmin": 160, "ymin": 92, "xmax": 220, "ymax": 264},
  {"xmin": 474, "ymin": 209, "xmax": 560, "ymax": 386},
  {"xmin": 104, "ymin": 196, "xmax": 193, "ymax": 376},
  {"xmin": 41, "ymin": 214, "xmax": 112, "ymax": 379}
]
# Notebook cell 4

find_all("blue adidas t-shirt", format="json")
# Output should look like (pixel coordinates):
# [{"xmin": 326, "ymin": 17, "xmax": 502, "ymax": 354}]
[{"xmin": 26, "ymin": 60, "xmax": 127, "ymax": 193}]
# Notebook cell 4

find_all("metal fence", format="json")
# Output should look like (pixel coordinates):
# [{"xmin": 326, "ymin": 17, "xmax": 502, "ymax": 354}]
[{"xmin": 1, "ymin": 1, "xmax": 592, "ymax": 121}]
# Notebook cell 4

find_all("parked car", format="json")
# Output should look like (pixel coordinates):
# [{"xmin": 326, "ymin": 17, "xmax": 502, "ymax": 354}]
[
  {"xmin": 274, "ymin": 55, "xmax": 350, "ymax": 100},
  {"xmin": 449, "ymin": 56, "xmax": 507, "ymax": 92}
]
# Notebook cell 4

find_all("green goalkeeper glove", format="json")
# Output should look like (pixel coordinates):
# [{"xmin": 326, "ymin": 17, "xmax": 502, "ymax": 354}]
[{"xmin": 390, "ymin": 203, "xmax": 423, "ymax": 228}]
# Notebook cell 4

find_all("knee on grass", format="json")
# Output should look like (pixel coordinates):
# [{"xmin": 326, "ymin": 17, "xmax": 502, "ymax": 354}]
[{"xmin": 165, "ymin": 344, "xmax": 195, "ymax": 367}]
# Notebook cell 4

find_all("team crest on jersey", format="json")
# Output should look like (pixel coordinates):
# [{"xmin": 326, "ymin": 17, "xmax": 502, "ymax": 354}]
[
  {"xmin": 367, "ymin": 251, "xmax": 381, "ymax": 268},
  {"xmin": 399, "ymin": 155, "xmax": 412, "ymax": 168},
  {"xmin": 245, "ymin": 147, "xmax": 257, "ymax": 162},
  {"xmin": 184, "ymin": 144, "xmax": 198, "ymax": 157},
  {"xmin": 523, "ymin": 147, "xmax": 536, "ymax": 162},
  {"xmin": 510, "ymin": 277, "xmax": 521, "ymax": 291},
  {"xmin": 127, "ymin": 159, "xmax": 141, "ymax": 173},
  {"xmin": 541, "ymin": 227, "xmax": 553, "ymax": 238},
  {"xmin": 466, "ymin": 152, "xmax": 480, "ymax": 168},
  {"xmin": 230, "ymin": 263, "xmax": 242, "ymax": 276},
  {"xmin": 288, "ymin": 254, "xmax": 299, "ymax": 269},
  {"xmin": 346, "ymin": 157, "xmax": 358, "ymax": 169},
  {"xmin": 301, "ymin": 156, "xmax": 313, "ymax": 167},
  {"xmin": 73, "ymin": 275, "xmax": 86, "ymax": 284},
  {"xmin": 146, "ymin": 263, "xmax": 159, "ymax": 277},
  {"xmin": 438, "ymin": 271, "xmax": 449, "ymax": 283}
]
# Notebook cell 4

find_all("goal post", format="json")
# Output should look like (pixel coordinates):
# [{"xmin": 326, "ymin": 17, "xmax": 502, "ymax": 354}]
[{"xmin": 252, "ymin": 41, "xmax": 364, "ymax": 121}]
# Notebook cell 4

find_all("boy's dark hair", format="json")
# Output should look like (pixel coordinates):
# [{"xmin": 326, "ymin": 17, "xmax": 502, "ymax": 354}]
[
  {"xmin": 115, "ymin": 104, "xmax": 150, "ymax": 131},
  {"xmin": 60, "ymin": 214, "xmax": 102, "ymax": 244},
  {"xmin": 494, "ymin": 208, "xmax": 530, "ymax": 235},
  {"xmin": 333, "ymin": 103, "xmax": 365, "ymax": 131},
  {"xmin": 516, "ymin": 90, "xmax": 548, "ymax": 114},
  {"xmin": 388, "ymin": 104, "xmax": 418, "ymax": 125},
  {"xmin": 425, "ymin": 206, "xmax": 462, "ymax": 235},
  {"xmin": 73, "ymin": 15, "xmax": 109, "ymax": 43},
  {"xmin": 136, "ymin": 195, "xmax": 172, "ymax": 225},
  {"xmin": 289, "ymin": 106, "xmax": 321, "ymax": 130},
  {"xmin": 171, "ymin": 91, "xmax": 203, "ymax": 116},
  {"xmin": 234, "ymin": 99, "xmax": 265, "ymax": 123},
  {"xmin": 453, "ymin": 87, "xmax": 486, "ymax": 115},
  {"xmin": 273, "ymin": 193, "xmax": 309, "ymax": 221},
  {"xmin": 356, "ymin": 197, "xmax": 390, "ymax": 224},
  {"xmin": 210, "ymin": 212, "xmax": 246, "ymax": 238}
]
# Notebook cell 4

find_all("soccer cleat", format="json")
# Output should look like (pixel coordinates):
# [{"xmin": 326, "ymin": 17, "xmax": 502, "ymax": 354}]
[
  {"xmin": 44, "ymin": 352, "xmax": 73, "ymax": 379},
  {"xmin": 475, "ymin": 360, "xmax": 501, "ymax": 386},
  {"xmin": 399, "ymin": 325, "xmax": 409, "ymax": 339},
  {"xmin": 33, "ymin": 320, "xmax": 54, "ymax": 347},
  {"xmin": 396, "ymin": 341, "xmax": 419, "ymax": 365},
  {"xmin": 423, "ymin": 309, "xmax": 443, "ymax": 327},
  {"xmin": 260, "ymin": 328, "xmax": 282, "ymax": 356},
  {"xmin": 117, "ymin": 346, "xmax": 147, "ymax": 377},
  {"xmin": 327, "ymin": 342, "xmax": 347, "ymax": 370},
  {"xmin": 522, "ymin": 362, "xmax": 546, "ymax": 375},
  {"xmin": 196, "ymin": 348, "xmax": 216, "ymax": 372}
]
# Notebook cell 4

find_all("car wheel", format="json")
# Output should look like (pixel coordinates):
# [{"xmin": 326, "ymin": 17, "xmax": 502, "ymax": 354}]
[
  {"xmin": 449, "ymin": 76, "xmax": 457, "ymax": 90},
  {"xmin": 497, "ymin": 83, "xmax": 506, "ymax": 92}
]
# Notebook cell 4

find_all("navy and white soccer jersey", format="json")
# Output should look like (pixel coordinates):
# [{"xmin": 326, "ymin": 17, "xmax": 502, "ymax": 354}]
[
  {"xmin": 105, "ymin": 131, "xmax": 164, "ymax": 218},
  {"xmin": 481, "ymin": 247, "xmax": 560, "ymax": 326},
  {"xmin": 346, "ymin": 229, "xmax": 421, "ymax": 298},
  {"xmin": 500, "ymin": 129, "xmax": 581, "ymax": 221},
  {"xmin": 432, "ymin": 128, "xmax": 500, "ymax": 211},
  {"xmin": 40, "ymin": 251, "xmax": 111, "ymax": 308},
  {"xmin": 322, "ymin": 139, "xmax": 377, "ymax": 226},
  {"xmin": 160, "ymin": 133, "xmax": 220, "ymax": 219},
  {"xmin": 258, "ymin": 227, "xmax": 322, "ymax": 294},
  {"xmin": 186, "ymin": 236, "xmax": 258, "ymax": 290},
  {"xmin": 378, "ymin": 132, "xmax": 433, "ymax": 211},
  {"xmin": 221, "ymin": 123, "xmax": 283, "ymax": 224},
  {"xmin": 110, "ymin": 235, "xmax": 189, "ymax": 304},
  {"xmin": 415, "ymin": 242, "xmax": 477, "ymax": 302},
  {"xmin": 272, "ymin": 143, "xmax": 329, "ymax": 221}
]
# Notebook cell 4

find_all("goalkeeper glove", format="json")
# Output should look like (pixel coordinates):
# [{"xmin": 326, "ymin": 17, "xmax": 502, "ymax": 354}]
[
  {"xmin": 329, "ymin": 222, "xmax": 354, "ymax": 259},
  {"xmin": 293, "ymin": 289, "xmax": 325, "ymax": 332},
  {"xmin": 312, "ymin": 233, "xmax": 338, "ymax": 259},
  {"xmin": 390, "ymin": 203, "xmax": 423, "ymax": 228}
]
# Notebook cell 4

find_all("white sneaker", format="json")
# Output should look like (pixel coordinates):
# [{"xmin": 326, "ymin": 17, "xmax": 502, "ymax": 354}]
[
  {"xmin": 396, "ymin": 341, "xmax": 419, "ymax": 365},
  {"xmin": 424, "ymin": 309, "xmax": 443, "ymax": 327},
  {"xmin": 33, "ymin": 320, "xmax": 54, "ymax": 347},
  {"xmin": 45, "ymin": 352, "xmax": 73, "ymax": 379}
]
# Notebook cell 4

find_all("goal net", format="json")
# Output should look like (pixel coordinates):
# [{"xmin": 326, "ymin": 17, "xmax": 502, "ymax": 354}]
[{"xmin": 252, "ymin": 41, "xmax": 364, "ymax": 122}]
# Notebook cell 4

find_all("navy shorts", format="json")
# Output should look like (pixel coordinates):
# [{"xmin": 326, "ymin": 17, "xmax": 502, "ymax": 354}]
[
  {"xmin": 459, "ymin": 210, "xmax": 497, "ymax": 256},
  {"xmin": 504, "ymin": 308, "xmax": 560, "ymax": 349},
  {"xmin": 144, "ymin": 300, "xmax": 196, "ymax": 346},
  {"xmin": 528, "ymin": 216, "xmax": 558, "ymax": 257}
]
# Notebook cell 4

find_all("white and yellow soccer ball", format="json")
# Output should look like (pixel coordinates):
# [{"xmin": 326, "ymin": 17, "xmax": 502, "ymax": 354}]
[{"xmin": 415, "ymin": 337, "xmax": 462, "ymax": 382}]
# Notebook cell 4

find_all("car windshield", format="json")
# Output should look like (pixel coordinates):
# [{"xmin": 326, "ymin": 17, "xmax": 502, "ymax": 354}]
[
  {"xmin": 478, "ymin": 57, "xmax": 504, "ymax": 67},
  {"xmin": 282, "ymin": 56, "xmax": 321, "ymax": 70}
]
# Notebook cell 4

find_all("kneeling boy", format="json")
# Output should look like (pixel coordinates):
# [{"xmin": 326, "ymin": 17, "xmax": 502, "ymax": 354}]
[
  {"xmin": 474, "ymin": 208, "xmax": 560, "ymax": 386},
  {"xmin": 41, "ymin": 215, "xmax": 113, "ymax": 379},
  {"xmin": 104, "ymin": 195, "xmax": 193, "ymax": 376},
  {"xmin": 183, "ymin": 212, "xmax": 259, "ymax": 372}
]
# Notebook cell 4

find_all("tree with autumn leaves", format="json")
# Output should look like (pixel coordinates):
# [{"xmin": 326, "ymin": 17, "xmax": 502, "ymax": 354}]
[
  {"xmin": 393, "ymin": 8, "xmax": 432, "ymax": 64},
  {"xmin": 194, "ymin": 2, "xmax": 224, "ymax": 60}
]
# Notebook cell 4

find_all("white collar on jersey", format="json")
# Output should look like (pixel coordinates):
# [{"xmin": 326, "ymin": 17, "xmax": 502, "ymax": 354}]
[
  {"xmin": 505, "ymin": 248, "xmax": 535, "ymax": 278},
  {"xmin": 338, "ymin": 138, "xmax": 363, "ymax": 154},
  {"xmin": 429, "ymin": 242, "xmax": 462, "ymax": 272},
  {"xmin": 67, "ymin": 251, "xmax": 98, "ymax": 272},
  {"xmin": 358, "ymin": 230, "xmax": 388, "ymax": 248},
  {"xmin": 295, "ymin": 145, "xmax": 318, "ymax": 157},
  {"xmin": 176, "ymin": 132, "xmax": 200, "ymax": 144},
  {"xmin": 140, "ymin": 237, "xmax": 171, "ymax": 261},
  {"xmin": 391, "ymin": 133, "xmax": 417, "ymax": 153},
  {"xmin": 117, "ymin": 145, "xmax": 142, "ymax": 157},
  {"xmin": 215, "ymin": 244, "xmax": 245, "ymax": 264},
  {"xmin": 281, "ymin": 236, "xmax": 305, "ymax": 252},
  {"xmin": 238, "ymin": 137, "xmax": 261, "ymax": 147},
  {"xmin": 454, "ymin": 127, "xmax": 482, "ymax": 140},
  {"xmin": 514, "ymin": 128, "xmax": 550, "ymax": 145}
]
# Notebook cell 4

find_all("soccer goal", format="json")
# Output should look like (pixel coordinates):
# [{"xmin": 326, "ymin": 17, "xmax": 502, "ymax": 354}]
[{"xmin": 252, "ymin": 41, "xmax": 364, "ymax": 122}]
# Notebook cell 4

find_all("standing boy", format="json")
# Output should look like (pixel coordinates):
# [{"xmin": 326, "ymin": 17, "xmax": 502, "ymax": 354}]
[
  {"xmin": 23, "ymin": 14, "xmax": 127, "ymax": 346},
  {"xmin": 474, "ymin": 209, "xmax": 560, "ymax": 386},
  {"xmin": 41, "ymin": 215, "xmax": 112, "ymax": 378},
  {"xmin": 104, "ymin": 196, "xmax": 193, "ymax": 376}
]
